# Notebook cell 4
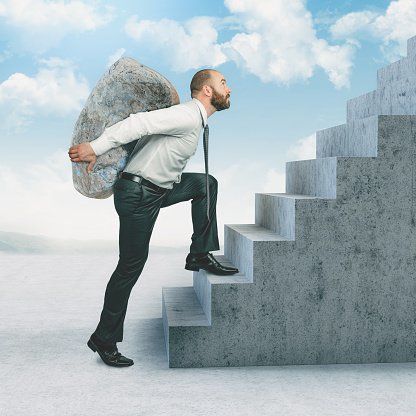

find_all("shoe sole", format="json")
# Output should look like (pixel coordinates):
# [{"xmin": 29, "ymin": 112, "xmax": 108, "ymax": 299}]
[
  {"xmin": 185, "ymin": 263, "xmax": 238, "ymax": 275},
  {"xmin": 87, "ymin": 339, "xmax": 98, "ymax": 352},
  {"xmin": 185, "ymin": 264, "xmax": 200, "ymax": 271},
  {"xmin": 87, "ymin": 339, "xmax": 134, "ymax": 367}
]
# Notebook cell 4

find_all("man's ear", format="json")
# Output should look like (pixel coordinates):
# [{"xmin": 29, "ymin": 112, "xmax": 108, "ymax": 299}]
[{"xmin": 202, "ymin": 84, "xmax": 212, "ymax": 97}]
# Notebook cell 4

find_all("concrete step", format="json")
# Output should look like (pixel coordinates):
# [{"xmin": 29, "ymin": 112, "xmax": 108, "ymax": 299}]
[
  {"xmin": 162, "ymin": 286, "xmax": 210, "ymax": 328},
  {"xmin": 163, "ymin": 37, "xmax": 416, "ymax": 368},
  {"xmin": 162, "ymin": 286, "xmax": 210, "ymax": 365},
  {"xmin": 346, "ymin": 36, "xmax": 416, "ymax": 123},
  {"xmin": 286, "ymin": 154, "xmax": 401, "ymax": 202},
  {"xmin": 377, "ymin": 57, "xmax": 416, "ymax": 117},
  {"xmin": 224, "ymin": 224, "xmax": 293, "ymax": 282},
  {"xmin": 162, "ymin": 268, "xmax": 254, "ymax": 368},
  {"xmin": 316, "ymin": 124, "xmax": 346, "ymax": 158},
  {"xmin": 316, "ymin": 116, "xmax": 378, "ymax": 158},
  {"xmin": 193, "ymin": 255, "xmax": 251, "ymax": 324},
  {"xmin": 347, "ymin": 90, "xmax": 378, "ymax": 123},
  {"xmin": 255, "ymin": 193, "xmax": 324, "ymax": 240},
  {"xmin": 286, "ymin": 157, "xmax": 337, "ymax": 198}
]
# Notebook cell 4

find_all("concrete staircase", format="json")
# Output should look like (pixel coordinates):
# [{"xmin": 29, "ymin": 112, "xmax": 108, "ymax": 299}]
[{"xmin": 162, "ymin": 35, "xmax": 416, "ymax": 368}]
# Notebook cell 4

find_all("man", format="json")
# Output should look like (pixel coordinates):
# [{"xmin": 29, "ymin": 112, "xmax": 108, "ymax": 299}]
[{"xmin": 68, "ymin": 69, "xmax": 238, "ymax": 367}]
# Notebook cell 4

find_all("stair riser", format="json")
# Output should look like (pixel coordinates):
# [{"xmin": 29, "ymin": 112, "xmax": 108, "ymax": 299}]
[
  {"xmin": 347, "ymin": 51, "xmax": 416, "ymax": 123},
  {"xmin": 285, "ymin": 152, "xmax": 406, "ymax": 201},
  {"xmin": 210, "ymin": 283, "xmax": 253, "ymax": 323},
  {"xmin": 408, "ymin": 35, "xmax": 416, "ymax": 58},
  {"xmin": 224, "ymin": 225, "xmax": 254, "ymax": 282},
  {"xmin": 193, "ymin": 271, "xmax": 212, "ymax": 324},
  {"xmin": 378, "ymin": 58, "xmax": 416, "ymax": 116},
  {"xmin": 256, "ymin": 195, "xmax": 337, "ymax": 243},
  {"xmin": 162, "ymin": 290, "xmax": 170, "ymax": 362},
  {"xmin": 347, "ymin": 90, "xmax": 378, "ymax": 123},
  {"xmin": 224, "ymin": 226, "xmax": 291, "ymax": 282},
  {"xmin": 377, "ymin": 57, "xmax": 410, "ymax": 92},
  {"xmin": 316, "ymin": 124, "xmax": 346, "ymax": 158},
  {"xmin": 255, "ymin": 194, "xmax": 295, "ymax": 239},
  {"xmin": 317, "ymin": 116, "xmax": 378, "ymax": 158},
  {"xmin": 286, "ymin": 158, "xmax": 337, "ymax": 198},
  {"xmin": 378, "ymin": 82, "xmax": 416, "ymax": 117}
]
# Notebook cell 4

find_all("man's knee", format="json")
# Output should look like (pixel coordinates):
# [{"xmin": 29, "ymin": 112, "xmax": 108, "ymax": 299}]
[
  {"xmin": 116, "ymin": 251, "xmax": 149, "ymax": 280},
  {"xmin": 208, "ymin": 174, "xmax": 217, "ymax": 189}
]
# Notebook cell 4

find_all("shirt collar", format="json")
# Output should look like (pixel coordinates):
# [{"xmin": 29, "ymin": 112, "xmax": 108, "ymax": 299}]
[{"xmin": 192, "ymin": 98, "xmax": 208, "ymax": 127}]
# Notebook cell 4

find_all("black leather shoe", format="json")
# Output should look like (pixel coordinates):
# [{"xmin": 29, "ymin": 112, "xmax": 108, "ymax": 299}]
[
  {"xmin": 185, "ymin": 253, "xmax": 239, "ymax": 275},
  {"xmin": 87, "ymin": 333, "xmax": 134, "ymax": 367}
]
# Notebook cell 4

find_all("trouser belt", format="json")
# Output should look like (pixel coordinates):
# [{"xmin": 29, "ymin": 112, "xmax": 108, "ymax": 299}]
[{"xmin": 119, "ymin": 172, "xmax": 166, "ymax": 192}]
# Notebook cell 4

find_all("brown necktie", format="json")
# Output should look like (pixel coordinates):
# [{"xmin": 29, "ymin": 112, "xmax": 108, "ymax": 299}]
[{"xmin": 203, "ymin": 123, "xmax": 210, "ymax": 220}]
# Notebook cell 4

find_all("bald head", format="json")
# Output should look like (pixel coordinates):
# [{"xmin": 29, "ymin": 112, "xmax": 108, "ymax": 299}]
[
  {"xmin": 190, "ymin": 69, "xmax": 231, "ymax": 117},
  {"xmin": 190, "ymin": 69, "xmax": 217, "ymax": 97}
]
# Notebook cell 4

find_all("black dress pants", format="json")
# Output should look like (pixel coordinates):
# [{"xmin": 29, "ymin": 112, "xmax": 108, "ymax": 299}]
[{"xmin": 94, "ymin": 172, "xmax": 220, "ymax": 343}]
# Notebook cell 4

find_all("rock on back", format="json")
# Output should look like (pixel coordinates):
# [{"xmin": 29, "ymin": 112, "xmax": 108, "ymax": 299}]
[{"xmin": 71, "ymin": 58, "xmax": 180, "ymax": 199}]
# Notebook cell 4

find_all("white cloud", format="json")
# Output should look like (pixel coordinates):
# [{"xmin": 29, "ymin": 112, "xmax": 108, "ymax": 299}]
[
  {"xmin": 124, "ymin": 0, "xmax": 355, "ymax": 89},
  {"xmin": 0, "ymin": 0, "xmax": 112, "ymax": 53},
  {"xmin": 330, "ymin": 11, "xmax": 378, "ymax": 39},
  {"xmin": 330, "ymin": 0, "xmax": 416, "ymax": 60},
  {"xmin": 286, "ymin": 133, "xmax": 316, "ymax": 161},
  {"xmin": 0, "ymin": 58, "xmax": 90, "ymax": 131},
  {"xmin": 224, "ymin": 0, "xmax": 355, "ymax": 88},
  {"xmin": 107, "ymin": 48, "xmax": 126, "ymax": 68},
  {"xmin": 125, "ymin": 16, "xmax": 228, "ymax": 72}
]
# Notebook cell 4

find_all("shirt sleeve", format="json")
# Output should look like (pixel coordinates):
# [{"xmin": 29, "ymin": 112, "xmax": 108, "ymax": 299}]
[{"xmin": 90, "ymin": 104, "xmax": 197, "ymax": 156}]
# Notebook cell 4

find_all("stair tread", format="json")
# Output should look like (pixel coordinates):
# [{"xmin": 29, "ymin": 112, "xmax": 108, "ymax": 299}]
[
  {"xmin": 226, "ymin": 224, "xmax": 291, "ymax": 241},
  {"xmin": 257, "ymin": 193, "xmax": 326, "ymax": 200},
  {"xmin": 163, "ymin": 287, "xmax": 210, "ymax": 327}
]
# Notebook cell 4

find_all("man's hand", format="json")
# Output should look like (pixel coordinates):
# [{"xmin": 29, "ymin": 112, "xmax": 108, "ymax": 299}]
[{"xmin": 68, "ymin": 143, "xmax": 97, "ymax": 174}]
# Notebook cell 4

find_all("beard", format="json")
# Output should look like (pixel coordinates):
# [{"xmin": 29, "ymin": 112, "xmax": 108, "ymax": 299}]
[{"xmin": 210, "ymin": 88, "xmax": 230, "ymax": 111}]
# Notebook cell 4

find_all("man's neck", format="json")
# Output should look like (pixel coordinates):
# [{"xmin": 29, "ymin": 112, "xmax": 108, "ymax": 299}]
[{"xmin": 192, "ymin": 96, "xmax": 216, "ymax": 118}]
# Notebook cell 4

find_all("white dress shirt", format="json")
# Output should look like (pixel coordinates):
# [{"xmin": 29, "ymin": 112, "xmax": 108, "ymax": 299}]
[{"xmin": 90, "ymin": 98, "xmax": 207, "ymax": 189}]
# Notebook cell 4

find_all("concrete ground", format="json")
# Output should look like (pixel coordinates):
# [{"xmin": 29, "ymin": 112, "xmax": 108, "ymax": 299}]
[{"xmin": 1, "ymin": 251, "xmax": 416, "ymax": 416}]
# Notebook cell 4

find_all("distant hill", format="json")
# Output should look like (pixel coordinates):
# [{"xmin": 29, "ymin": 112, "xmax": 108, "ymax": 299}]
[
  {"xmin": 0, "ymin": 231, "xmax": 118, "ymax": 254},
  {"xmin": 0, "ymin": 231, "xmax": 186, "ymax": 255}
]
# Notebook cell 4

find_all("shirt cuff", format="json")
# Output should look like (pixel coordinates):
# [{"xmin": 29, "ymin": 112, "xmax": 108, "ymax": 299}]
[{"xmin": 90, "ymin": 135, "xmax": 113, "ymax": 156}]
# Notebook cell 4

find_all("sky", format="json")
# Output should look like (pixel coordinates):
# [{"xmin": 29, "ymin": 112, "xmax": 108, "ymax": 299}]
[{"xmin": 1, "ymin": 0, "xmax": 416, "ymax": 248}]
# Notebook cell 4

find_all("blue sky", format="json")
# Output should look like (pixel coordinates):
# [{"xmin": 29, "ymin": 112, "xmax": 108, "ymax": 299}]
[{"xmin": 1, "ymin": 0, "xmax": 415, "ymax": 247}]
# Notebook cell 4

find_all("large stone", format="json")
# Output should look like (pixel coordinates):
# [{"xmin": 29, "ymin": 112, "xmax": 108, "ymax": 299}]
[{"xmin": 71, "ymin": 58, "xmax": 180, "ymax": 199}]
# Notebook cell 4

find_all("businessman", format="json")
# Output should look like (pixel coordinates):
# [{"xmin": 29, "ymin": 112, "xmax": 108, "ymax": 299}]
[{"xmin": 69, "ymin": 69, "xmax": 238, "ymax": 367}]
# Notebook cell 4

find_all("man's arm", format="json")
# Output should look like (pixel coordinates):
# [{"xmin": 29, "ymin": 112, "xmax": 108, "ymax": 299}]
[
  {"xmin": 68, "ymin": 104, "xmax": 195, "ymax": 173},
  {"xmin": 89, "ymin": 105, "xmax": 195, "ymax": 155},
  {"xmin": 68, "ymin": 143, "xmax": 97, "ymax": 174}
]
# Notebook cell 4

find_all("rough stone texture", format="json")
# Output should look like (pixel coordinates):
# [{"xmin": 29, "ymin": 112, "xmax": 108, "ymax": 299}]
[
  {"xmin": 162, "ymin": 35, "xmax": 416, "ymax": 368},
  {"xmin": 255, "ymin": 193, "xmax": 321, "ymax": 240},
  {"xmin": 71, "ymin": 58, "xmax": 179, "ymax": 199},
  {"xmin": 346, "ymin": 35, "xmax": 416, "ymax": 123},
  {"xmin": 316, "ymin": 117, "xmax": 379, "ymax": 158},
  {"xmin": 408, "ymin": 35, "xmax": 416, "ymax": 58},
  {"xmin": 347, "ymin": 90, "xmax": 378, "ymax": 122},
  {"xmin": 164, "ymin": 116, "xmax": 416, "ymax": 368},
  {"xmin": 286, "ymin": 157, "xmax": 337, "ymax": 198}
]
